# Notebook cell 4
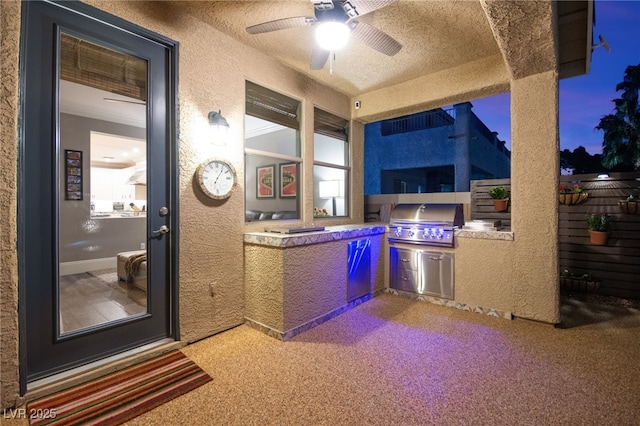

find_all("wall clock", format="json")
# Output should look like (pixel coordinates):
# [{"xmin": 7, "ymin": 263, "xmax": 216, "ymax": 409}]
[{"xmin": 195, "ymin": 158, "xmax": 238, "ymax": 200}]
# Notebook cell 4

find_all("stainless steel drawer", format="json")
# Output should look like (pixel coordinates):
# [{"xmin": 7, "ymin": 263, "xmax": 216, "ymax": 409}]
[
  {"xmin": 389, "ymin": 246, "xmax": 454, "ymax": 299},
  {"xmin": 392, "ymin": 248, "xmax": 420, "ymax": 270}
]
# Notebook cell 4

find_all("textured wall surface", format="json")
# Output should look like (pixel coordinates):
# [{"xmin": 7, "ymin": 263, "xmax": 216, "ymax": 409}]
[
  {"xmin": 246, "ymin": 234, "xmax": 384, "ymax": 334},
  {"xmin": 510, "ymin": 71, "xmax": 559, "ymax": 323},
  {"xmin": 455, "ymin": 238, "xmax": 514, "ymax": 313},
  {"xmin": 0, "ymin": 0, "xmax": 22, "ymax": 409},
  {"xmin": 283, "ymin": 241, "xmax": 348, "ymax": 331},
  {"xmin": 244, "ymin": 245, "xmax": 285, "ymax": 330}
]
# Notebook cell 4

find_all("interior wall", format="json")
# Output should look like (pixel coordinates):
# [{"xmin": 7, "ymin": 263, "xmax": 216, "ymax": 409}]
[{"xmin": 59, "ymin": 113, "xmax": 146, "ymax": 263}]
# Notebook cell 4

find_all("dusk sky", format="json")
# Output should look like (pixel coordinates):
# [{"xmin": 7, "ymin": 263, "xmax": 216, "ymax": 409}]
[{"xmin": 470, "ymin": 0, "xmax": 640, "ymax": 155}]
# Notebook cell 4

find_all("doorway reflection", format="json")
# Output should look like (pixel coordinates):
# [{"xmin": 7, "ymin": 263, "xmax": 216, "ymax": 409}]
[{"xmin": 58, "ymin": 33, "xmax": 149, "ymax": 334}]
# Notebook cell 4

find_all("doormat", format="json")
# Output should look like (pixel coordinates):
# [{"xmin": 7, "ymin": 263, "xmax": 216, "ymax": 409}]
[{"xmin": 27, "ymin": 351, "xmax": 212, "ymax": 426}]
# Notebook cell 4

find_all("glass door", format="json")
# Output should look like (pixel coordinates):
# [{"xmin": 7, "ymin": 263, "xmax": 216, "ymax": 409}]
[{"xmin": 20, "ymin": 1, "xmax": 177, "ymax": 386}]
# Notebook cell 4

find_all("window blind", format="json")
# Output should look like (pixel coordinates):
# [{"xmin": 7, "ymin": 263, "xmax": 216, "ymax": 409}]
[
  {"xmin": 314, "ymin": 107, "xmax": 349, "ymax": 142},
  {"xmin": 245, "ymin": 81, "xmax": 300, "ymax": 130}
]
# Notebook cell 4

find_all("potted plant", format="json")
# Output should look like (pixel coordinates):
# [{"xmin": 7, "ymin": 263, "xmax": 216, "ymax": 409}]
[
  {"xmin": 488, "ymin": 186, "xmax": 509, "ymax": 212},
  {"xmin": 618, "ymin": 194, "xmax": 638, "ymax": 214},
  {"xmin": 586, "ymin": 213, "xmax": 609, "ymax": 245}
]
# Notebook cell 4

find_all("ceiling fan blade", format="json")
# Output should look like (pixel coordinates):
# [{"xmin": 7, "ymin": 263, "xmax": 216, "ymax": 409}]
[
  {"xmin": 310, "ymin": 47, "xmax": 330, "ymax": 70},
  {"xmin": 246, "ymin": 17, "xmax": 315, "ymax": 35},
  {"xmin": 349, "ymin": 20, "xmax": 402, "ymax": 56},
  {"xmin": 342, "ymin": 0, "xmax": 397, "ymax": 19}
]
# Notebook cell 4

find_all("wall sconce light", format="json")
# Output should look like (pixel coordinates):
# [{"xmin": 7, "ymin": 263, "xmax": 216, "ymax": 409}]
[
  {"xmin": 319, "ymin": 180, "xmax": 341, "ymax": 216},
  {"xmin": 597, "ymin": 173, "xmax": 610, "ymax": 179},
  {"xmin": 208, "ymin": 110, "xmax": 230, "ymax": 145},
  {"xmin": 209, "ymin": 110, "xmax": 230, "ymax": 129}
]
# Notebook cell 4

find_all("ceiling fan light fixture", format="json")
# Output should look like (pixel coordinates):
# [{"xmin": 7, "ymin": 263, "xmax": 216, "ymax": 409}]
[{"xmin": 315, "ymin": 21, "xmax": 350, "ymax": 51}]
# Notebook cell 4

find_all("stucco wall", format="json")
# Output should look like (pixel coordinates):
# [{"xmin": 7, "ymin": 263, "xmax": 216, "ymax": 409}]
[
  {"xmin": 510, "ymin": 71, "xmax": 559, "ymax": 322},
  {"xmin": 0, "ymin": 0, "xmax": 21, "ymax": 409},
  {"xmin": 283, "ymin": 241, "xmax": 348, "ymax": 331}
]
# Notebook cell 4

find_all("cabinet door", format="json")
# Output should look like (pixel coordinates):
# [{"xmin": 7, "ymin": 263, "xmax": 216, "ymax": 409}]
[{"xmin": 419, "ymin": 252, "xmax": 454, "ymax": 299}]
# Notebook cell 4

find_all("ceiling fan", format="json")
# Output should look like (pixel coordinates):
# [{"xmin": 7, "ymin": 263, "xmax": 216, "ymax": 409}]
[{"xmin": 246, "ymin": 0, "xmax": 402, "ymax": 70}]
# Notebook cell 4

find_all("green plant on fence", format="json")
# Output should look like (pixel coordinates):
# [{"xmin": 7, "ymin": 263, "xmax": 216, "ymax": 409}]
[
  {"xmin": 587, "ymin": 213, "xmax": 609, "ymax": 232},
  {"xmin": 488, "ymin": 186, "xmax": 509, "ymax": 200}
]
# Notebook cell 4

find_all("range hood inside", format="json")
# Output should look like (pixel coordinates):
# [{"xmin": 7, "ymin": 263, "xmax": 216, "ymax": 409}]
[{"xmin": 126, "ymin": 169, "xmax": 146, "ymax": 185}]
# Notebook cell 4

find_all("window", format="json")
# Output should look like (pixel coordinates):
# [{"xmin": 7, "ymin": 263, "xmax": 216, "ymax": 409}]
[
  {"xmin": 313, "ymin": 108, "xmax": 349, "ymax": 217},
  {"xmin": 245, "ymin": 81, "xmax": 301, "ymax": 222}
]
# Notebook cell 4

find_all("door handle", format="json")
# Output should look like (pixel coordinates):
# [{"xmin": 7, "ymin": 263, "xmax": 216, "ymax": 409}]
[{"xmin": 152, "ymin": 225, "xmax": 170, "ymax": 235}]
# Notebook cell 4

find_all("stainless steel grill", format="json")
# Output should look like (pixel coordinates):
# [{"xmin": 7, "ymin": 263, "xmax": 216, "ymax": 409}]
[{"xmin": 388, "ymin": 203, "xmax": 464, "ymax": 247}]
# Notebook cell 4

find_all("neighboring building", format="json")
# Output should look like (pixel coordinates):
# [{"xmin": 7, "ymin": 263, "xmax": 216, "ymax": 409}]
[{"xmin": 365, "ymin": 102, "xmax": 511, "ymax": 194}]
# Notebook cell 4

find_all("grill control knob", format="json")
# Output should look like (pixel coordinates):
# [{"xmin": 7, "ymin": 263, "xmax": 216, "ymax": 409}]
[
  {"xmin": 408, "ymin": 228, "xmax": 416, "ymax": 237},
  {"xmin": 395, "ymin": 227, "xmax": 402, "ymax": 237}
]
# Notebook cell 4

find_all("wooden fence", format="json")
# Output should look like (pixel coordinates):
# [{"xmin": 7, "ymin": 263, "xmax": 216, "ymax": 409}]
[
  {"xmin": 559, "ymin": 172, "xmax": 640, "ymax": 300},
  {"xmin": 471, "ymin": 173, "xmax": 640, "ymax": 300},
  {"xmin": 470, "ymin": 178, "xmax": 512, "ymax": 229}
]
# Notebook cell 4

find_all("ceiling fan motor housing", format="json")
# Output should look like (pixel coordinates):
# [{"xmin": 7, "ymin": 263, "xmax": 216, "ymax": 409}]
[{"xmin": 315, "ymin": 3, "xmax": 350, "ymax": 23}]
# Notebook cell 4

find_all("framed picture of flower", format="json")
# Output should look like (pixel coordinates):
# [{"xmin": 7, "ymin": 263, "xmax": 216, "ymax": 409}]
[
  {"xmin": 256, "ymin": 165, "xmax": 275, "ymax": 199},
  {"xmin": 279, "ymin": 163, "xmax": 298, "ymax": 198}
]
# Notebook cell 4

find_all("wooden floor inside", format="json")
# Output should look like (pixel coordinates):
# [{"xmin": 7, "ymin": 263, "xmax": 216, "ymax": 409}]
[{"xmin": 59, "ymin": 270, "xmax": 146, "ymax": 333}]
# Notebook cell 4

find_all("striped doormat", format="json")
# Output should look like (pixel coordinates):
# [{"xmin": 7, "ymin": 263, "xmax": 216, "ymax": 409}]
[{"xmin": 27, "ymin": 351, "xmax": 212, "ymax": 426}]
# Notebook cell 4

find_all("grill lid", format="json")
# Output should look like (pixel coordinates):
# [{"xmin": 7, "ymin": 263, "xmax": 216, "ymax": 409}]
[{"xmin": 390, "ymin": 203, "xmax": 464, "ymax": 228}]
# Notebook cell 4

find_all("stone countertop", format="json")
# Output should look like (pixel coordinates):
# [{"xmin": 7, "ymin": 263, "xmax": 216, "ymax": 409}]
[
  {"xmin": 244, "ymin": 223, "xmax": 387, "ymax": 248},
  {"xmin": 455, "ymin": 229, "xmax": 514, "ymax": 241}
]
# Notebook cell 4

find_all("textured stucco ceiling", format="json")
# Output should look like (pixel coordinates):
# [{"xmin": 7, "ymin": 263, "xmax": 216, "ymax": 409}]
[{"xmin": 174, "ymin": 0, "xmax": 591, "ymax": 99}]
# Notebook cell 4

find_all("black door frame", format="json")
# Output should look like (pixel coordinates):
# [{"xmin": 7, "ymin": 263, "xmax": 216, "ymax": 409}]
[{"xmin": 17, "ymin": 0, "xmax": 180, "ymax": 393}]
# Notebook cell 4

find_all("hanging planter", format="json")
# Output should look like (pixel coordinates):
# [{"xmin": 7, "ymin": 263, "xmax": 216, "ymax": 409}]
[
  {"xmin": 559, "ymin": 183, "xmax": 588, "ymax": 205},
  {"xmin": 560, "ymin": 275, "xmax": 601, "ymax": 292},
  {"xmin": 618, "ymin": 197, "xmax": 639, "ymax": 215},
  {"xmin": 559, "ymin": 192, "xmax": 588, "ymax": 205}
]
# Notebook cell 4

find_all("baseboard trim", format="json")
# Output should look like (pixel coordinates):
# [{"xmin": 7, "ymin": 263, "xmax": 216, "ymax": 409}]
[{"xmin": 59, "ymin": 257, "xmax": 116, "ymax": 276}]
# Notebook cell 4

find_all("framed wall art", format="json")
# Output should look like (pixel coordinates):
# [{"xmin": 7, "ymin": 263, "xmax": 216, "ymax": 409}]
[
  {"xmin": 256, "ymin": 164, "xmax": 275, "ymax": 199},
  {"xmin": 64, "ymin": 149, "xmax": 83, "ymax": 200},
  {"xmin": 279, "ymin": 163, "xmax": 298, "ymax": 198}
]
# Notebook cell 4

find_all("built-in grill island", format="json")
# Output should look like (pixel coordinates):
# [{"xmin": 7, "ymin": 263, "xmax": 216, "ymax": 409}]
[{"xmin": 388, "ymin": 203, "xmax": 464, "ymax": 299}]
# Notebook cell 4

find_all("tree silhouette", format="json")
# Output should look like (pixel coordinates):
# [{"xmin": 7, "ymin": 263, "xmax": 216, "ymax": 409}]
[
  {"xmin": 560, "ymin": 146, "xmax": 604, "ymax": 174},
  {"xmin": 595, "ymin": 64, "xmax": 640, "ymax": 170}
]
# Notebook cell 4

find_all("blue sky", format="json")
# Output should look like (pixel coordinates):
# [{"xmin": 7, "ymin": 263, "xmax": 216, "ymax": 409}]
[{"xmin": 471, "ymin": 0, "xmax": 640, "ymax": 155}]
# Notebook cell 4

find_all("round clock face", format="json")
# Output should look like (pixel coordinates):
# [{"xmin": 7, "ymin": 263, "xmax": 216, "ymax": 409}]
[{"xmin": 196, "ymin": 158, "xmax": 237, "ymax": 200}]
